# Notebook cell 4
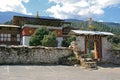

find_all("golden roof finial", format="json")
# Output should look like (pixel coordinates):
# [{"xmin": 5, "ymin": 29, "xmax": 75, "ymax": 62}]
[
  {"xmin": 36, "ymin": 11, "xmax": 39, "ymax": 18},
  {"xmin": 88, "ymin": 18, "xmax": 94, "ymax": 30}
]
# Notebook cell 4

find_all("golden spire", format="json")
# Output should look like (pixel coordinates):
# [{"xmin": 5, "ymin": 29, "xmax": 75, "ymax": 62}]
[
  {"xmin": 88, "ymin": 18, "xmax": 94, "ymax": 30},
  {"xmin": 36, "ymin": 11, "xmax": 39, "ymax": 18}
]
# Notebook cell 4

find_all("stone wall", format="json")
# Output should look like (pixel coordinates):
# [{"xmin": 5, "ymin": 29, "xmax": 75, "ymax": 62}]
[
  {"xmin": 0, "ymin": 46, "xmax": 72, "ymax": 64},
  {"xmin": 102, "ymin": 37, "xmax": 111, "ymax": 62},
  {"xmin": 109, "ymin": 50, "xmax": 120, "ymax": 65},
  {"xmin": 76, "ymin": 36, "xmax": 85, "ymax": 51}
]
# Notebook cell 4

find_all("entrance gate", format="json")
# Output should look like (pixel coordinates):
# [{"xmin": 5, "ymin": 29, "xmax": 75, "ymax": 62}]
[
  {"xmin": 85, "ymin": 35, "xmax": 102, "ymax": 60},
  {"xmin": 69, "ymin": 30, "xmax": 114, "ymax": 62}
]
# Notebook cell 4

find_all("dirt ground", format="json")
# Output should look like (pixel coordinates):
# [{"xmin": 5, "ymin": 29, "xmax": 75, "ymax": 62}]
[{"xmin": 0, "ymin": 64, "xmax": 120, "ymax": 80}]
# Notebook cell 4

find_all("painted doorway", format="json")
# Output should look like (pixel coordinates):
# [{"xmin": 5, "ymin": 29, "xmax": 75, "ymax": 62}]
[{"xmin": 85, "ymin": 35, "xmax": 102, "ymax": 60}]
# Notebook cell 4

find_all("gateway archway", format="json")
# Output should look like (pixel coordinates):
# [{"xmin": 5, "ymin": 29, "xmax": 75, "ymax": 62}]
[
  {"xmin": 85, "ymin": 35, "xmax": 102, "ymax": 60},
  {"xmin": 69, "ymin": 30, "xmax": 114, "ymax": 62}
]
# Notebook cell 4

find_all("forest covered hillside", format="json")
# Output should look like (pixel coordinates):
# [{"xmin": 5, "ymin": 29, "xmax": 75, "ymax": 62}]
[
  {"xmin": 68, "ymin": 20, "xmax": 120, "ymax": 50},
  {"xmin": 66, "ymin": 20, "xmax": 120, "ymax": 34}
]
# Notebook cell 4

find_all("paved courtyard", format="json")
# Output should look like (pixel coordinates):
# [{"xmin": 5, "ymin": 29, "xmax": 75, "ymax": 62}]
[{"xmin": 0, "ymin": 64, "xmax": 120, "ymax": 80}]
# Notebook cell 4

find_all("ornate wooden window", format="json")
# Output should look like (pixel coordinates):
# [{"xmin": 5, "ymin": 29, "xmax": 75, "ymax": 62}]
[{"xmin": 0, "ymin": 33, "xmax": 11, "ymax": 42}]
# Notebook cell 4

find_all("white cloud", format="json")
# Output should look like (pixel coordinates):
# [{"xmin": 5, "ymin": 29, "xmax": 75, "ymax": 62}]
[
  {"xmin": 47, "ymin": 0, "xmax": 120, "ymax": 19},
  {"xmin": 0, "ymin": 0, "xmax": 30, "ymax": 14},
  {"xmin": 98, "ymin": 20, "xmax": 104, "ymax": 22}
]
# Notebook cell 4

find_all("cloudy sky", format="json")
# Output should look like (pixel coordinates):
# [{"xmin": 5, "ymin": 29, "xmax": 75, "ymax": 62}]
[{"xmin": 0, "ymin": 0, "xmax": 120, "ymax": 23}]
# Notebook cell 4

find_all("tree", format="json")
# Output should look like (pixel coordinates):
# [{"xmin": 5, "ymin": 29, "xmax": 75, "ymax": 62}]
[
  {"xmin": 4, "ymin": 20, "xmax": 13, "ymax": 25},
  {"xmin": 107, "ymin": 35, "xmax": 120, "ymax": 50},
  {"xmin": 62, "ymin": 35, "xmax": 76, "ymax": 47},
  {"xmin": 41, "ymin": 32, "xmax": 58, "ymax": 47},
  {"xmin": 29, "ymin": 27, "xmax": 49, "ymax": 46}
]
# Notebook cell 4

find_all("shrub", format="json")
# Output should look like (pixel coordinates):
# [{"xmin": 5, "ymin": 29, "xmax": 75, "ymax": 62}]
[
  {"xmin": 29, "ymin": 27, "xmax": 49, "ymax": 46},
  {"xmin": 41, "ymin": 32, "xmax": 58, "ymax": 47},
  {"xmin": 62, "ymin": 35, "xmax": 76, "ymax": 47}
]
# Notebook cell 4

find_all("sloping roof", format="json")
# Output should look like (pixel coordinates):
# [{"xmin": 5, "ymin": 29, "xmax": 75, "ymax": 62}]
[
  {"xmin": 70, "ymin": 30, "xmax": 114, "ymax": 36},
  {"xmin": 0, "ymin": 25, "xmax": 20, "ymax": 28},
  {"xmin": 13, "ymin": 16, "xmax": 64, "ymax": 21},
  {"xmin": 22, "ymin": 24, "xmax": 62, "ymax": 29}
]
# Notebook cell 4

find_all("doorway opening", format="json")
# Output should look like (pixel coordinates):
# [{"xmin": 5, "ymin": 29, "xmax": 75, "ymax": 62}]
[{"xmin": 85, "ymin": 35, "xmax": 102, "ymax": 61}]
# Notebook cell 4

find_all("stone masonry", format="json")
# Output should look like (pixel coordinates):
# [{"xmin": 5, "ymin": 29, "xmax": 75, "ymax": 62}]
[
  {"xmin": 109, "ymin": 50, "xmax": 120, "ymax": 65},
  {"xmin": 0, "ymin": 45, "xmax": 119, "ymax": 65},
  {"xmin": 0, "ymin": 46, "xmax": 72, "ymax": 64}
]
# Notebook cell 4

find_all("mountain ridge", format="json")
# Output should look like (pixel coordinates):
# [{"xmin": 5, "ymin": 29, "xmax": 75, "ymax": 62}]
[
  {"xmin": 0, "ymin": 11, "xmax": 56, "ymax": 23},
  {"xmin": 0, "ymin": 11, "xmax": 120, "ymax": 29}
]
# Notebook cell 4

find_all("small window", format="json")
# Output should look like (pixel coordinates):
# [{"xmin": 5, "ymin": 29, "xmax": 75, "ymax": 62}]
[
  {"xmin": 4, "ymin": 34, "xmax": 7, "ymax": 37},
  {"xmin": 3, "ymin": 38, "xmax": 7, "ymax": 41},
  {"xmin": 1, "ymin": 34, "xmax": 3, "ymax": 37},
  {"xmin": 17, "ymin": 38, "xmax": 20, "ymax": 42},
  {"xmin": 8, "ymin": 34, "xmax": 11, "ymax": 37},
  {"xmin": 17, "ymin": 34, "xmax": 20, "ymax": 37},
  {"xmin": 8, "ymin": 37, "xmax": 11, "ymax": 41},
  {"xmin": 1, "ymin": 38, "xmax": 3, "ymax": 41}
]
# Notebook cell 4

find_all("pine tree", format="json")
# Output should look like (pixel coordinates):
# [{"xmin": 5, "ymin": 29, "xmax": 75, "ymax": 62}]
[
  {"xmin": 29, "ymin": 27, "xmax": 49, "ymax": 46},
  {"xmin": 41, "ymin": 32, "xmax": 58, "ymax": 47}
]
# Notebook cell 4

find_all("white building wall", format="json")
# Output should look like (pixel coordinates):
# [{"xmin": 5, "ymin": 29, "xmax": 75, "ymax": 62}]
[
  {"xmin": 22, "ymin": 36, "xmax": 63, "ymax": 47},
  {"xmin": 22, "ymin": 36, "xmax": 31, "ymax": 46},
  {"xmin": 76, "ymin": 36, "xmax": 85, "ymax": 51},
  {"xmin": 57, "ymin": 37, "xmax": 63, "ymax": 47},
  {"xmin": 102, "ymin": 37, "xmax": 111, "ymax": 62}
]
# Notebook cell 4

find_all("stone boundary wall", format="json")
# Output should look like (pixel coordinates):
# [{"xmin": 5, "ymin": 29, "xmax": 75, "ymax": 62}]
[
  {"xmin": 0, "ymin": 46, "xmax": 72, "ymax": 64},
  {"xmin": 109, "ymin": 50, "xmax": 120, "ymax": 65}
]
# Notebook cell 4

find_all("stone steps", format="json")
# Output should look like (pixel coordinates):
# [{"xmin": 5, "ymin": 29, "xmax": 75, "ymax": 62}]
[{"xmin": 77, "ymin": 54, "xmax": 97, "ymax": 69}]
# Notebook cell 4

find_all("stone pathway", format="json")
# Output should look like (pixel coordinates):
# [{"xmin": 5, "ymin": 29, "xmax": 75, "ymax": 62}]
[{"xmin": 0, "ymin": 65, "xmax": 120, "ymax": 80}]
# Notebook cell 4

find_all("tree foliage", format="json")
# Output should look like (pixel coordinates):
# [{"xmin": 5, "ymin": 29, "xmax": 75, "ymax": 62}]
[
  {"xmin": 4, "ymin": 20, "xmax": 13, "ymax": 25},
  {"xmin": 29, "ymin": 27, "xmax": 58, "ymax": 47},
  {"xmin": 29, "ymin": 27, "xmax": 49, "ymax": 46},
  {"xmin": 41, "ymin": 32, "xmax": 58, "ymax": 47},
  {"xmin": 62, "ymin": 36, "xmax": 76, "ymax": 47},
  {"xmin": 70, "ymin": 21, "xmax": 120, "ymax": 50},
  {"xmin": 107, "ymin": 35, "xmax": 120, "ymax": 50}
]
